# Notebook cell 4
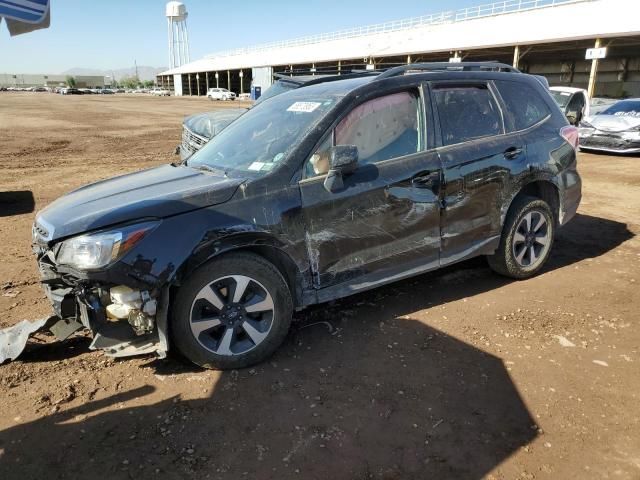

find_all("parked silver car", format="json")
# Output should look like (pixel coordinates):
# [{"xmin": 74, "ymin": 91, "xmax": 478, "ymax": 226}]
[{"xmin": 579, "ymin": 99, "xmax": 640, "ymax": 154}]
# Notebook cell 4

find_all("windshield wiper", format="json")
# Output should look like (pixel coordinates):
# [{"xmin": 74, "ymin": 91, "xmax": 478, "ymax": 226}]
[{"xmin": 191, "ymin": 164, "xmax": 228, "ymax": 177}]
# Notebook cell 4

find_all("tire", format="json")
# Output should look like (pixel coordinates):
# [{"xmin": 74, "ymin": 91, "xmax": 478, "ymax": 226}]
[
  {"xmin": 487, "ymin": 195, "xmax": 555, "ymax": 279},
  {"xmin": 172, "ymin": 252, "xmax": 293, "ymax": 369}
]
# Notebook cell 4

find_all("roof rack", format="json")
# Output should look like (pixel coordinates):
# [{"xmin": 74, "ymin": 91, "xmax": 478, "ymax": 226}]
[
  {"xmin": 273, "ymin": 71, "xmax": 379, "ymax": 87},
  {"xmin": 374, "ymin": 61, "xmax": 520, "ymax": 81}
]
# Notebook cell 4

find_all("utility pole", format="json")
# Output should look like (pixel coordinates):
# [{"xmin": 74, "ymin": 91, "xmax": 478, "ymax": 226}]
[
  {"xmin": 134, "ymin": 60, "xmax": 139, "ymax": 84},
  {"xmin": 587, "ymin": 38, "xmax": 602, "ymax": 99}
]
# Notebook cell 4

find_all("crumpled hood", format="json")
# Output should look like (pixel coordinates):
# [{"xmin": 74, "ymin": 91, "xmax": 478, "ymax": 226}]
[
  {"xmin": 184, "ymin": 108, "xmax": 247, "ymax": 139},
  {"xmin": 36, "ymin": 164, "xmax": 245, "ymax": 241},
  {"xmin": 585, "ymin": 114, "xmax": 640, "ymax": 132}
]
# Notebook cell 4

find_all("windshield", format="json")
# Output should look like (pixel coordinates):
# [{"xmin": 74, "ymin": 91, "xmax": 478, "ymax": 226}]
[
  {"xmin": 600, "ymin": 100, "xmax": 640, "ymax": 117},
  {"xmin": 187, "ymin": 92, "xmax": 337, "ymax": 175},
  {"xmin": 550, "ymin": 90, "xmax": 572, "ymax": 108}
]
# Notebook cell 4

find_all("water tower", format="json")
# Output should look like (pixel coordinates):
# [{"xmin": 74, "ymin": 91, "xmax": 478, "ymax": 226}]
[{"xmin": 166, "ymin": 1, "xmax": 190, "ymax": 68}]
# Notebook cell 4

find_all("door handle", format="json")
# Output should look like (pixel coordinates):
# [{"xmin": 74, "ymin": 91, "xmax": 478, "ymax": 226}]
[
  {"xmin": 411, "ymin": 170, "xmax": 440, "ymax": 189},
  {"xmin": 504, "ymin": 146, "xmax": 523, "ymax": 160}
]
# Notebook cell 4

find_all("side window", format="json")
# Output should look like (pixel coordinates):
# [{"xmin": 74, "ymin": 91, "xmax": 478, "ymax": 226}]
[
  {"xmin": 306, "ymin": 134, "xmax": 332, "ymax": 177},
  {"xmin": 336, "ymin": 92, "xmax": 421, "ymax": 166},
  {"xmin": 434, "ymin": 84, "xmax": 503, "ymax": 146},
  {"xmin": 495, "ymin": 80, "xmax": 551, "ymax": 131},
  {"xmin": 305, "ymin": 91, "xmax": 422, "ymax": 177}
]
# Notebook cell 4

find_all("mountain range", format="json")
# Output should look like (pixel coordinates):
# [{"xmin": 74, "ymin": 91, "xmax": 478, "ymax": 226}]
[{"xmin": 61, "ymin": 66, "xmax": 167, "ymax": 82}]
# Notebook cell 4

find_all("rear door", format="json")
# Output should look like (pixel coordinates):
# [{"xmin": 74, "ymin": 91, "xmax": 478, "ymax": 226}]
[
  {"xmin": 299, "ymin": 87, "xmax": 442, "ymax": 288},
  {"xmin": 431, "ymin": 81, "xmax": 524, "ymax": 263}
]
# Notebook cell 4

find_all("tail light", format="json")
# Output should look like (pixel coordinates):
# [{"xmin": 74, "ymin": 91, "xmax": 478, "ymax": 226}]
[{"xmin": 560, "ymin": 125, "xmax": 579, "ymax": 150}]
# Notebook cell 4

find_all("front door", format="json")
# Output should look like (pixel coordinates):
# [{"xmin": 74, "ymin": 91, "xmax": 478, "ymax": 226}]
[{"xmin": 299, "ymin": 89, "xmax": 442, "ymax": 289}]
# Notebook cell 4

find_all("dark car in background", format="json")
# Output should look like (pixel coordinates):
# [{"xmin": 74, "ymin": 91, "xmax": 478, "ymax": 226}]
[
  {"xmin": 579, "ymin": 98, "xmax": 640, "ymax": 154},
  {"xmin": 180, "ymin": 108, "xmax": 248, "ymax": 158},
  {"xmin": 33, "ymin": 62, "xmax": 581, "ymax": 370},
  {"xmin": 60, "ymin": 87, "xmax": 83, "ymax": 95}
]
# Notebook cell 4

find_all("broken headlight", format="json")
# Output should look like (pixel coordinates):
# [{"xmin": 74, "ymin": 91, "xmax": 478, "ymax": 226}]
[{"xmin": 56, "ymin": 221, "xmax": 159, "ymax": 270}]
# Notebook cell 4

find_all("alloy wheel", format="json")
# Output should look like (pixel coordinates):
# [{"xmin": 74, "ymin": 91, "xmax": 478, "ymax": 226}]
[
  {"xmin": 512, "ymin": 210, "xmax": 551, "ymax": 268},
  {"xmin": 189, "ymin": 275, "xmax": 275, "ymax": 356}
]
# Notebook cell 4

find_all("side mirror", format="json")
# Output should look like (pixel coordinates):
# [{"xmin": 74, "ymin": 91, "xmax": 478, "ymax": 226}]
[{"xmin": 323, "ymin": 145, "xmax": 358, "ymax": 193}]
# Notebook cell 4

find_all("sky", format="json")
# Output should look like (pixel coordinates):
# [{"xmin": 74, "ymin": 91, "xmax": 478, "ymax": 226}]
[{"xmin": 0, "ymin": 0, "xmax": 483, "ymax": 73}]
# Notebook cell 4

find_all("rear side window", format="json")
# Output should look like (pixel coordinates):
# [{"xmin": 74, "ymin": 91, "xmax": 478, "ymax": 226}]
[
  {"xmin": 433, "ymin": 85, "xmax": 503, "ymax": 146},
  {"xmin": 496, "ymin": 80, "xmax": 551, "ymax": 131}
]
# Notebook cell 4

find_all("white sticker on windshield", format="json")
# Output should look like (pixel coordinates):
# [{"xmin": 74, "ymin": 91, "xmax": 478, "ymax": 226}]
[
  {"xmin": 287, "ymin": 102, "xmax": 321, "ymax": 113},
  {"xmin": 248, "ymin": 162, "xmax": 265, "ymax": 171}
]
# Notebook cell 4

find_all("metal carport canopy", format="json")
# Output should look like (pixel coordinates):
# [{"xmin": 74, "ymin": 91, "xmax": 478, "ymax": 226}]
[{"xmin": 160, "ymin": 0, "xmax": 640, "ymax": 76}]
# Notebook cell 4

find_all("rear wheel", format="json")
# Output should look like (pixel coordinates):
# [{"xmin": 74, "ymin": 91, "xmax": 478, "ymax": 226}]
[
  {"xmin": 172, "ymin": 253, "xmax": 293, "ymax": 369},
  {"xmin": 487, "ymin": 195, "xmax": 555, "ymax": 279}
]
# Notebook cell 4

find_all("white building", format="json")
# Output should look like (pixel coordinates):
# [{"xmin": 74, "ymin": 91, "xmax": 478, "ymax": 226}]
[{"xmin": 158, "ymin": 0, "xmax": 640, "ymax": 98}]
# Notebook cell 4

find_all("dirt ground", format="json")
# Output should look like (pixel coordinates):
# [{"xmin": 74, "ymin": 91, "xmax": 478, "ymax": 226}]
[{"xmin": 0, "ymin": 92, "xmax": 638, "ymax": 480}]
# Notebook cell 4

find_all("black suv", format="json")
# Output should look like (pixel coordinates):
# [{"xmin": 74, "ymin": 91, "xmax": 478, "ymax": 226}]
[{"xmin": 33, "ymin": 63, "xmax": 581, "ymax": 369}]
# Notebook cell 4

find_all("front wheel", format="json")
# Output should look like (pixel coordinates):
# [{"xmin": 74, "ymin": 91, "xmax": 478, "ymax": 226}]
[
  {"xmin": 172, "ymin": 253, "xmax": 293, "ymax": 369},
  {"xmin": 487, "ymin": 195, "xmax": 555, "ymax": 279}
]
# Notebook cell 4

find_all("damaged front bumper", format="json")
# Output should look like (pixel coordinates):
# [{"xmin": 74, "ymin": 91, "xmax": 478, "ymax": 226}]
[
  {"xmin": 22, "ymin": 241, "xmax": 171, "ymax": 360},
  {"xmin": 579, "ymin": 130, "xmax": 640, "ymax": 154}
]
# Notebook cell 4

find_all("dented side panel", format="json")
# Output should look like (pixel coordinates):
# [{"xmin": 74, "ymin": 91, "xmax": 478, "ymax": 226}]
[
  {"xmin": 438, "ymin": 134, "xmax": 523, "ymax": 261},
  {"xmin": 300, "ymin": 150, "xmax": 442, "ymax": 288}
]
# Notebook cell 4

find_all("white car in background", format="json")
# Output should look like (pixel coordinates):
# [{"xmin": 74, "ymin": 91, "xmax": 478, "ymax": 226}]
[
  {"xmin": 206, "ymin": 87, "xmax": 236, "ymax": 101},
  {"xmin": 549, "ymin": 86, "xmax": 589, "ymax": 125},
  {"xmin": 150, "ymin": 88, "xmax": 171, "ymax": 96}
]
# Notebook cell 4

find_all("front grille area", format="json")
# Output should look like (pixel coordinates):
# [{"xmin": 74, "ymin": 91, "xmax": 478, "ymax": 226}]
[
  {"xmin": 581, "ymin": 134, "xmax": 637, "ymax": 150},
  {"xmin": 181, "ymin": 126, "xmax": 208, "ymax": 155}
]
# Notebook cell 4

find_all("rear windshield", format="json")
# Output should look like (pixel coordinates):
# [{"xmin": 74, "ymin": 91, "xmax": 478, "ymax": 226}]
[
  {"xmin": 188, "ymin": 92, "xmax": 337, "ymax": 176},
  {"xmin": 601, "ymin": 100, "xmax": 640, "ymax": 117}
]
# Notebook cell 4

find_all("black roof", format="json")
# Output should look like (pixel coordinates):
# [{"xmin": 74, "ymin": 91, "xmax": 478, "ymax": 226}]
[{"xmin": 281, "ymin": 62, "xmax": 532, "ymax": 98}]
